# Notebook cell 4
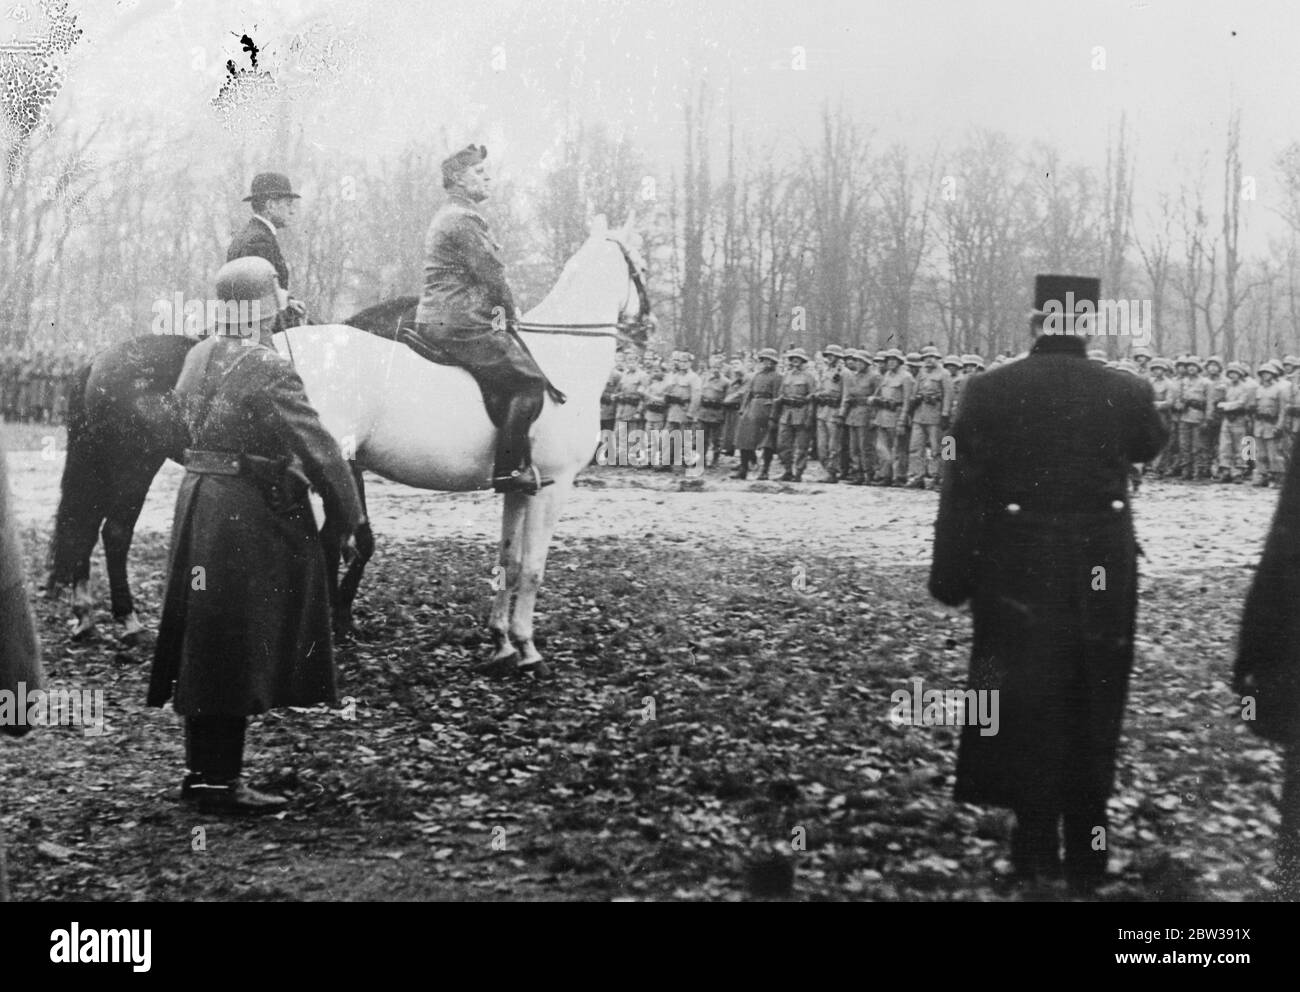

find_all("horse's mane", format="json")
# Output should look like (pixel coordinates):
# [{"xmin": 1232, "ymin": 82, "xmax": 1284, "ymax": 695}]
[{"xmin": 341, "ymin": 296, "xmax": 419, "ymax": 340}]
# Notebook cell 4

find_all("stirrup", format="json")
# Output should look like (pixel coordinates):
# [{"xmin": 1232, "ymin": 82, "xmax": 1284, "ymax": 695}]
[{"xmin": 492, "ymin": 465, "xmax": 554, "ymax": 496}]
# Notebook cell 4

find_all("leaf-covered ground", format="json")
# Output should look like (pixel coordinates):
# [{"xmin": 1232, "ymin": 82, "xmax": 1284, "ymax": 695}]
[{"xmin": 2, "ymin": 514, "xmax": 1283, "ymax": 901}]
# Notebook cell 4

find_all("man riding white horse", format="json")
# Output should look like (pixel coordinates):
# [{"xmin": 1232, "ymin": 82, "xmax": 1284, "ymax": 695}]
[{"xmin": 410, "ymin": 144, "xmax": 563, "ymax": 496}]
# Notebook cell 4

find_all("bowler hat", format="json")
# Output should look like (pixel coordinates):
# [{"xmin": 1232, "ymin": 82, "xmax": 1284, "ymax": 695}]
[{"xmin": 243, "ymin": 172, "xmax": 301, "ymax": 202}]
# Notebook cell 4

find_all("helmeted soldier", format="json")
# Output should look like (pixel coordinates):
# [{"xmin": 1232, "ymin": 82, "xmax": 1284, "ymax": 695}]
[
  {"xmin": 906, "ymin": 345, "xmax": 954, "ymax": 489},
  {"xmin": 614, "ymin": 352, "xmax": 646, "ymax": 441},
  {"xmin": 412, "ymin": 145, "xmax": 562, "ymax": 495},
  {"xmin": 1175, "ymin": 356, "xmax": 1210, "ymax": 480},
  {"xmin": 814, "ymin": 345, "xmax": 846, "ymax": 482},
  {"xmin": 1217, "ymin": 361, "xmax": 1253, "ymax": 482},
  {"xmin": 1203, "ymin": 356, "xmax": 1226, "ymax": 479},
  {"xmin": 870, "ymin": 348, "xmax": 914, "ymax": 485},
  {"xmin": 149, "ymin": 257, "xmax": 365, "ymax": 814},
  {"xmin": 599, "ymin": 356, "xmax": 622, "ymax": 437},
  {"xmin": 732, "ymin": 348, "xmax": 781, "ymax": 480},
  {"xmin": 1148, "ymin": 357, "xmax": 1176, "ymax": 476},
  {"xmin": 720, "ymin": 357, "xmax": 749, "ymax": 459},
  {"xmin": 1254, "ymin": 360, "xmax": 1288, "ymax": 487},
  {"xmin": 1131, "ymin": 345, "xmax": 1152, "ymax": 378},
  {"xmin": 662, "ymin": 350, "xmax": 702, "ymax": 472},
  {"xmin": 228, "ymin": 172, "xmax": 307, "ymax": 323},
  {"xmin": 839, "ymin": 349, "xmax": 879, "ymax": 485},
  {"xmin": 696, "ymin": 351, "xmax": 729, "ymax": 467},
  {"xmin": 775, "ymin": 347, "xmax": 817, "ymax": 481}
]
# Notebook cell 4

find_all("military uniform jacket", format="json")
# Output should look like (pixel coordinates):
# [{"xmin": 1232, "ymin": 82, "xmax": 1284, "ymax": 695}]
[
  {"xmin": 414, "ymin": 192, "xmax": 516, "ymax": 331},
  {"xmin": 814, "ymin": 366, "xmax": 845, "ymax": 422},
  {"xmin": 1206, "ymin": 375, "xmax": 1227, "ymax": 422},
  {"xmin": 149, "ymin": 337, "xmax": 364, "ymax": 717},
  {"xmin": 839, "ymin": 368, "xmax": 879, "ymax": 427},
  {"xmin": 615, "ymin": 368, "xmax": 646, "ymax": 421},
  {"xmin": 642, "ymin": 373, "xmax": 670, "ymax": 424},
  {"xmin": 1219, "ymin": 379, "xmax": 1253, "ymax": 417},
  {"xmin": 872, "ymin": 369, "xmax": 914, "ymax": 429},
  {"xmin": 663, "ymin": 370, "xmax": 702, "ymax": 425},
  {"xmin": 697, "ymin": 371, "xmax": 729, "ymax": 424},
  {"xmin": 911, "ymin": 367, "xmax": 953, "ymax": 425},
  {"xmin": 1150, "ymin": 377, "xmax": 1174, "ymax": 415},
  {"xmin": 776, "ymin": 369, "xmax": 818, "ymax": 427},
  {"xmin": 1255, "ymin": 381, "xmax": 1288, "ymax": 439},
  {"xmin": 227, "ymin": 217, "xmax": 290, "ymax": 291},
  {"xmin": 929, "ymin": 334, "xmax": 1167, "ymax": 811},
  {"xmin": 600, "ymin": 369, "xmax": 621, "ymax": 421},
  {"xmin": 1177, "ymin": 375, "xmax": 1209, "ymax": 424}
]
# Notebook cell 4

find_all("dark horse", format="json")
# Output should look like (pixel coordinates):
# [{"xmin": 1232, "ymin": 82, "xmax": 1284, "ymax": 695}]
[{"xmin": 44, "ymin": 297, "xmax": 417, "ymax": 642}]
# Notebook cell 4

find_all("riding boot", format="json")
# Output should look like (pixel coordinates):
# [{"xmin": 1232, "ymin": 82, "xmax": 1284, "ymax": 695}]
[
  {"xmin": 493, "ymin": 390, "xmax": 546, "ymax": 495},
  {"xmin": 731, "ymin": 450, "xmax": 752, "ymax": 480},
  {"xmin": 758, "ymin": 450, "xmax": 773, "ymax": 481}
]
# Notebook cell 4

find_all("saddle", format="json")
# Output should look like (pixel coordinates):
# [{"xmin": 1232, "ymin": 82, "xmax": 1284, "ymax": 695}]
[{"xmin": 395, "ymin": 319, "xmax": 509, "ymax": 428}]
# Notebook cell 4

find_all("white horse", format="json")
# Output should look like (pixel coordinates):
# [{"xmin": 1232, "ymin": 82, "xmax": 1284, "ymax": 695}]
[{"xmin": 276, "ymin": 214, "xmax": 649, "ymax": 678}]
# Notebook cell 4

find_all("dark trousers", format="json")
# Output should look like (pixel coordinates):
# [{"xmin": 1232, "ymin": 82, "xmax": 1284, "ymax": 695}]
[
  {"xmin": 1012, "ymin": 805, "xmax": 1108, "ymax": 884},
  {"xmin": 185, "ymin": 716, "xmax": 247, "ymax": 781}
]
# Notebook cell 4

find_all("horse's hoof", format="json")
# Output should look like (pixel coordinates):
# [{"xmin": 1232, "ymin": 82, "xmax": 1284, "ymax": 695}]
[
  {"xmin": 472, "ymin": 653, "xmax": 519, "ymax": 678},
  {"xmin": 119, "ymin": 630, "xmax": 144, "ymax": 648},
  {"xmin": 70, "ymin": 622, "xmax": 97, "ymax": 642},
  {"xmin": 518, "ymin": 659, "xmax": 553, "ymax": 681}
]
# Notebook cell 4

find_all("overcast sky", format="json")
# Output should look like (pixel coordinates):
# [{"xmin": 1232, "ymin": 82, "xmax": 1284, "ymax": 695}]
[{"xmin": 12, "ymin": 0, "xmax": 1300, "ymax": 252}]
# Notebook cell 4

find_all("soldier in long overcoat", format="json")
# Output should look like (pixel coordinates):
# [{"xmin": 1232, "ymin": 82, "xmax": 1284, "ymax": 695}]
[
  {"xmin": 732, "ymin": 348, "xmax": 781, "ymax": 480},
  {"xmin": 148, "ymin": 257, "xmax": 364, "ymax": 815},
  {"xmin": 929, "ymin": 275, "xmax": 1166, "ymax": 892}
]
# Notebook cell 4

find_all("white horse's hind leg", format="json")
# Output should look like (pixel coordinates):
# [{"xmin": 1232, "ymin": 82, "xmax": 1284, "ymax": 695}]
[
  {"xmin": 511, "ymin": 477, "xmax": 571, "ymax": 674},
  {"xmin": 486, "ymin": 491, "xmax": 528, "ymax": 664},
  {"xmin": 70, "ymin": 579, "xmax": 96, "ymax": 640}
]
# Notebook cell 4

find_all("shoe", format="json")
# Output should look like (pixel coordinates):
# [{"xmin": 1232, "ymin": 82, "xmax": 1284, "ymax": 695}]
[
  {"xmin": 778, "ymin": 472, "xmax": 795, "ymax": 482},
  {"xmin": 906, "ymin": 478, "xmax": 926, "ymax": 489},
  {"xmin": 757, "ymin": 471, "xmax": 769, "ymax": 481},
  {"xmin": 730, "ymin": 470, "xmax": 748, "ymax": 480},
  {"xmin": 493, "ymin": 466, "xmax": 553, "ymax": 496},
  {"xmin": 792, "ymin": 473, "xmax": 803, "ymax": 482},
  {"xmin": 182, "ymin": 775, "xmax": 287, "ymax": 816}
]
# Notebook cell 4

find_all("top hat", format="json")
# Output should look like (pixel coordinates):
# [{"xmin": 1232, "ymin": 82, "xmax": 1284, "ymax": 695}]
[
  {"xmin": 243, "ymin": 172, "xmax": 301, "ymax": 202},
  {"xmin": 1033, "ymin": 274, "xmax": 1100, "ymax": 335}
]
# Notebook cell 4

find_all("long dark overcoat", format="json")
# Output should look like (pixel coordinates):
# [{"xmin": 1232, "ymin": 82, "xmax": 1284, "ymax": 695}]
[
  {"xmin": 929, "ymin": 334, "xmax": 1166, "ymax": 812},
  {"xmin": 227, "ymin": 218, "xmax": 290, "ymax": 292},
  {"xmin": 735, "ymin": 369, "xmax": 782, "ymax": 451},
  {"xmin": 1, "ymin": 441, "xmax": 43, "ymax": 736},
  {"xmin": 1235, "ymin": 445, "xmax": 1300, "ymax": 743},
  {"xmin": 148, "ymin": 337, "xmax": 363, "ymax": 717}
]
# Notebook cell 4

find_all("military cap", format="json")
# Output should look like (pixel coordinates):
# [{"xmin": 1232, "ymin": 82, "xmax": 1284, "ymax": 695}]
[
  {"xmin": 243, "ymin": 172, "xmax": 301, "ymax": 202},
  {"xmin": 1087, "ymin": 349, "xmax": 1108, "ymax": 363},
  {"xmin": 823, "ymin": 344, "xmax": 845, "ymax": 359},
  {"xmin": 942, "ymin": 354, "xmax": 962, "ymax": 368},
  {"xmin": 442, "ymin": 144, "xmax": 487, "ymax": 187},
  {"xmin": 1148, "ymin": 357, "xmax": 1170, "ymax": 372},
  {"xmin": 1258, "ymin": 360, "xmax": 1280, "ymax": 377},
  {"xmin": 784, "ymin": 347, "xmax": 810, "ymax": 363},
  {"xmin": 919, "ymin": 345, "xmax": 942, "ymax": 359},
  {"xmin": 1204, "ymin": 355, "xmax": 1224, "ymax": 371},
  {"xmin": 756, "ymin": 348, "xmax": 779, "ymax": 363}
]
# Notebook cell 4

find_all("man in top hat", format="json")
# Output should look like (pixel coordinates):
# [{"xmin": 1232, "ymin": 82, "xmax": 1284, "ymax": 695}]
[
  {"xmin": 775, "ymin": 348, "xmax": 817, "ymax": 481},
  {"xmin": 814, "ymin": 345, "xmax": 847, "ymax": 483},
  {"xmin": 930, "ymin": 274, "xmax": 1166, "ymax": 893},
  {"xmin": 412, "ymin": 144, "xmax": 560, "ymax": 495},
  {"xmin": 228, "ymin": 172, "xmax": 306, "ymax": 322},
  {"xmin": 906, "ymin": 345, "xmax": 954, "ymax": 489},
  {"xmin": 149, "ymin": 256, "xmax": 365, "ymax": 814}
]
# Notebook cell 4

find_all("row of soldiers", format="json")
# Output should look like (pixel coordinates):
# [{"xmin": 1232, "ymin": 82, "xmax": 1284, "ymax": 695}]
[
  {"xmin": 0, "ymin": 345, "xmax": 86, "ymax": 425},
  {"xmin": 599, "ymin": 344, "xmax": 987, "ymax": 486},
  {"xmin": 1127, "ymin": 349, "xmax": 1300, "ymax": 487}
]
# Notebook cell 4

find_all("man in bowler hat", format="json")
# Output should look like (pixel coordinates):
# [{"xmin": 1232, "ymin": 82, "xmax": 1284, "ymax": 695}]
[{"xmin": 228, "ymin": 172, "xmax": 307, "ymax": 322}]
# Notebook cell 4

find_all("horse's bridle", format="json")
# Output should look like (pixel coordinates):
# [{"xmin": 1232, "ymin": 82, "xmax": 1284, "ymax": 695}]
[{"xmin": 514, "ymin": 236, "xmax": 653, "ymax": 348}]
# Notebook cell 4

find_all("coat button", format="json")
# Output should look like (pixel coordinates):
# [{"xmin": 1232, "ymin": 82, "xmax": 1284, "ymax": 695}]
[
  {"xmin": 1006, "ymin": 503, "xmax": 1021, "ymax": 514},
  {"xmin": 1111, "ymin": 500, "xmax": 1125, "ymax": 511}
]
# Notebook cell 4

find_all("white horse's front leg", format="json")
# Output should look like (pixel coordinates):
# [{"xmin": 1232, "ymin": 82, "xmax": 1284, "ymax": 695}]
[
  {"xmin": 485, "ymin": 491, "xmax": 527, "ymax": 666},
  {"xmin": 511, "ymin": 477, "xmax": 570, "ymax": 675}
]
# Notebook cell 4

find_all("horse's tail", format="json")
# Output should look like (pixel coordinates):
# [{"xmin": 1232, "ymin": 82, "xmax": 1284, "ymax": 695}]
[{"xmin": 44, "ymin": 361, "xmax": 106, "ymax": 593}]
